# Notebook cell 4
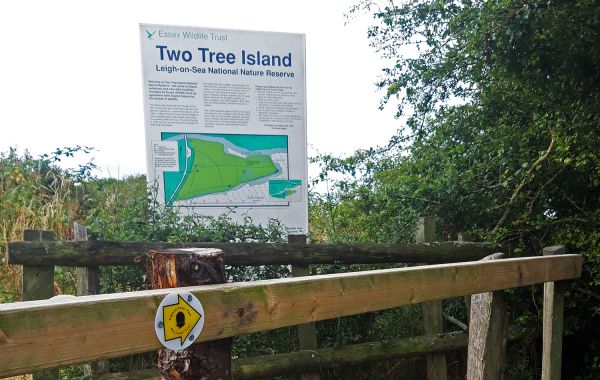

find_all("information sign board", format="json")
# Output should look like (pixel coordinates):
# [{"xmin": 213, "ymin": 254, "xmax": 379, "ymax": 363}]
[{"xmin": 140, "ymin": 24, "xmax": 308, "ymax": 233}]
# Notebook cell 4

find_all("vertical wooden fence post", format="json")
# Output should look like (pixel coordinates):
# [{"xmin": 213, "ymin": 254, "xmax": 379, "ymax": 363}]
[
  {"xmin": 147, "ymin": 247, "xmax": 231, "ymax": 380},
  {"xmin": 417, "ymin": 217, "xmax": 447, "ymax": 380},
  {"xmin": 22, "ymin": 229, "xmax": 59, "ymax": 380},
  {"xmin": 467, "ymin": 253, "xmax": 507, "ymax": 379},
  {"xmin": 458, "ymin": 232, "xmax": 471, "ymax": 323},
  {"xmin": 289, "ymin": 234, "xmax": 320, "ymax": 380},
  {"xmin": 74, "ymin": 222, "xmax": 108, "ymax": 378},
  {"xmin": 542, "ymin": 245, "xmax": 567, "ymax": 380},
  {"xmin": 75, "ymin": 222, "xmax": 100, "ymax": 296}
]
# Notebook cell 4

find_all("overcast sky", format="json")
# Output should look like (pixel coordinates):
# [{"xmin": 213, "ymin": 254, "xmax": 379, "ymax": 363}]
[{"xmin": 0, "ymin": 0, "xmax": 400, "ymax": 178}]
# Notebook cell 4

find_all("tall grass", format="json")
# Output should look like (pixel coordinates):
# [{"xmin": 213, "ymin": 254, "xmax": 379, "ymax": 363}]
[
  {"xmin": 0, "ymin": 148, "xmax": 87, "ymax": 302},
  {"xmin": 0, "ymin": 148, "xmax": 441, "ymax": 379}
]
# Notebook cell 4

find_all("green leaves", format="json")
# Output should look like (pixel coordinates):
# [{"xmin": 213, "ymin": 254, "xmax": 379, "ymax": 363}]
[{"xmin": 326, "ymin": 1, "xmax": 600, "ymax": 375}]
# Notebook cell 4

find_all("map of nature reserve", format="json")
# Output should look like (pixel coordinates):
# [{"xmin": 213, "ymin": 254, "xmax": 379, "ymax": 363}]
[{"xmin": 161, "ymin": 133, "xmax": 301, "ymax": 206}]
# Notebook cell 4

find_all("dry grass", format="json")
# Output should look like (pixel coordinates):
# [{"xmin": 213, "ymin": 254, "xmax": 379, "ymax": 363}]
[{"xmin": 0, "ymin": 151, "xmax": 80, "ymax": 303}]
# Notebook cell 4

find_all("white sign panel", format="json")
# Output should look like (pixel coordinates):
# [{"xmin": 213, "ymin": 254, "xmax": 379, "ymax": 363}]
[{"xmin": 140, "ymin": 24, "xmax": 308, "ymax": 234}]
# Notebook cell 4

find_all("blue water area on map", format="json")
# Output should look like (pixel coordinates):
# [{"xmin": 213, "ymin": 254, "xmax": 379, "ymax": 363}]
[
  {"xmin": 162, "ymin": 132, "xmax": 288, "ymax": 151},
  {"xmin": 208, "ymin": 134, "xmax": 288, "ymax": 151},
  {"xmin": 163, "ymin": 138, "xmax": 194, "ymax": 205},
  {"xmin": 269, "ymin": 179, "xmax": 301, "ymax": 199}
]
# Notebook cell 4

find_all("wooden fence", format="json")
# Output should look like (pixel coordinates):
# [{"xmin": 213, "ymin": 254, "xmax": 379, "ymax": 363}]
[{"xmin": 1, "ymin": 220, "xmax": 581, "ymax": 379}]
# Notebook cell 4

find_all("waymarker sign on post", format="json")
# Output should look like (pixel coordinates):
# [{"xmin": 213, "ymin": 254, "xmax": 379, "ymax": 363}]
[
  {"xmin": 154, "ymin": 291, "xmax": 205, "ymax": 351},
  {"xmin": 140, "ymin": 24, "xmax": 308, "ymax": 234}
]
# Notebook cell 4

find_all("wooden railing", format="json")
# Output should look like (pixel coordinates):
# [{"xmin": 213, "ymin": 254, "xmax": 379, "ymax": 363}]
[
  {"xmin": 0, "ymin": 254, "xmax": 582, "ymax": 378},
  {"xmin": 7, "ymin": 239, "xmax": 500, "ymax": 266},
  {"xmin": 2, "ymin": 219, "xmax": 581, "ymax": 379}
]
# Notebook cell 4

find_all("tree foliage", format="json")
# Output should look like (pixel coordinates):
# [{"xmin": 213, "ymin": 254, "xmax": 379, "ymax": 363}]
[
  {"xmin": 309, "ymin": 0, "xmax": 600, "ymax": 376},
  {"xmin": 327, "ymin": 0, "xmax": 600, "ymax": 242}
]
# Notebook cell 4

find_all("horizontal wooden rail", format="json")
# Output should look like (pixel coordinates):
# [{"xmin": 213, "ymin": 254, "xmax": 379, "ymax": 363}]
[
  {"xmin": 7, "ymin": 240, "xmax": 501, "ymax": 266},
  {"xmin": 235, "ymin": 331, "xmax": 467, "ymax": 379},
  {"xmin": 236, "ymin": 327, "xmax": 531, "ymax": 379},
  {"xmin": 0, "ymin": 255, "xmax": 581, "ymax": 377},
  {"xmin": 97, "ymin": 331, "xmax": 468, "ymax": 380},
  {"xmin": 97, "ymin": 327, "xmax": 533, "ymax": 380}
]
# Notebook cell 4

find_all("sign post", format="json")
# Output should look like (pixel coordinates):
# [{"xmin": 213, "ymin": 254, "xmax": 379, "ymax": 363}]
[
  {"xmin": 140, "ymin": 24, "xmax": 308, "ymax": 234},
  {"xmin": 147, "ymin": 247, "xmax": 229, "ymax": 379}
]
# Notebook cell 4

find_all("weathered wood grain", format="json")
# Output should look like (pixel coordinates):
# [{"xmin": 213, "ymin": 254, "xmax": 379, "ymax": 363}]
[
  {"xmin": 542, "ymin": 245, "xmax": 567, "ymax": 380},
  {"xmin": 7, "ymin": 240, "xmax": 502, "ymax": 266},
  {"xmin": 0, "ymin": 255, "xmax": 582, "ymax": 377},
  {"xmin": 147, "ymin": 248, "xmax": 231, "ymax": 380},
  {"xmin": 75, "ymin": 223, "xmax": 101, "ymax": 296},
  {"xmin": 22, "ymin": 230, "xmax": 56, "ymax": 302},
  {"xmin": 289, "ymin": 234, "xmax": 320, "ymax": 380},
  {"xmin": 417, "ymin": 216, "xmax": 447, "ymax": 380},
  {"xmin": 22, "ymin": 230, "xmax": 59, "ymax": 380},
  {"xmin": 467, "ymin": 253, "xmax": 507, "ymax": 379},
  {"xmin": 74, "ymin": 223, "xmax": 107, "ymax": 378},
  {"xmin": 235, "ymin": 331, "xmax": 466, "ymax": 379},
  {"xmin": 232, "ymin": 327, "xmax": 536, "ymax": 380},
  {"xmin": 97, "ymin": 328, "xmax": 532, "ymax": 380}
]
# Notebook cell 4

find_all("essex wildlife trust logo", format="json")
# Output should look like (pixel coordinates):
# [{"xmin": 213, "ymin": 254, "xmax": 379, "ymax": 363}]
[{"xmin": 146, "ymin": 30, "xmax": 156, "ymax": 40}]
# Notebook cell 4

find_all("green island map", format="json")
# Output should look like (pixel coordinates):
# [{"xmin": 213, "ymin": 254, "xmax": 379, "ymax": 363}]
[{"xmin": 162, "ymin": 133, "xmax": 300, "ymax": 206}]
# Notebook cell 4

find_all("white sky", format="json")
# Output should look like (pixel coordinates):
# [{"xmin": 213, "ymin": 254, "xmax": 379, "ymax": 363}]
[{"xmin": 0, "ymin": 0, "xmax": 400, "ymax": 178}]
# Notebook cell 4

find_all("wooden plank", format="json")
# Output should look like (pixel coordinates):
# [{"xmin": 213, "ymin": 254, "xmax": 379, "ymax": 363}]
[
  {"xmin": 457, "ymin": 233, "xmax": 472, "ymax": 324},
  {"xmin": 417, "ymin": 216, "xmax": 447, "ymax": 380},
  {"xmin": 542, "ymin": 245, "xmax": 567, "ymax": 380},
  {"xmin": 467, "ymin": 253, "xmax": 507, "ymax": 379},
  {"xmin": 289, "ymin": 234, "xmax": 320, "ymax": 380},
  {"xmin": 97, "ymin": 328, "xmax": 533, "ymax": 380},
  {"xmin": 22, "ymin": 230, "xmax": 55, "ymax": 301},
  {"xmin": 22, "ymin": 230, "xmax": 59, "ymax": 380},
  {"xmin": 75, "ymin": 223, "xmax": 101, "ymax": 297},
  {"xmin": 7, "ymin": 240, "xmax": 502, "ymax": 266},
  {"xmin": 74, "ymin": 223, "xmax": 93, "ymax": 379},
  {"xmin": 232, "ymin": 327, "xmax": 533, "ymax": 380},
  {"xmin": 238, "ymin": 331, "xmax": 464, "ymax": 379},
  {"xmin": 74, "ymin": 223, "xmax": 108, "ymax": 378},
  {"xmin": 0, "ymin": 255, "xmax": 582, "ymax": 377}
]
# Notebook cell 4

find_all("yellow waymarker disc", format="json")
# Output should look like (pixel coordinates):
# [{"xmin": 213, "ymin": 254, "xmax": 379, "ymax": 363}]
[{"xmin": 155, "ymin": 291, "xmax": 205, "ymax": 351}]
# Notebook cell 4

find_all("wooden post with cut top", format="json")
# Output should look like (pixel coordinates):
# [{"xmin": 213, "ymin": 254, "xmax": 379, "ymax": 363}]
[
  {"xmin": 458, "ymin": 232, "xmax": 472, "ymax": 323},
  {"xmin": 467, "ymin": 252, "xmax": 508, "ymax": 379},
  {"xmin": 290, "ymin": 234, "xmax": 320, "ymax": 380},
  {"xmin": 147, "ymin": 247, "xmax": 231, "ymax": 380},
  {"xmin": 542, "ymin": 245, "xmax": 567, "ymax": 380},
  {"xmin": 22, "ymin": 229, "xmax": 59, "ymax": 380},
  {"xmin": 74, "ymin": 222, "xmax": 108, "ymax": 378},
  {"xmin": 417, "ymin": 217, "xmax": 447, "ymax": 380}
]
